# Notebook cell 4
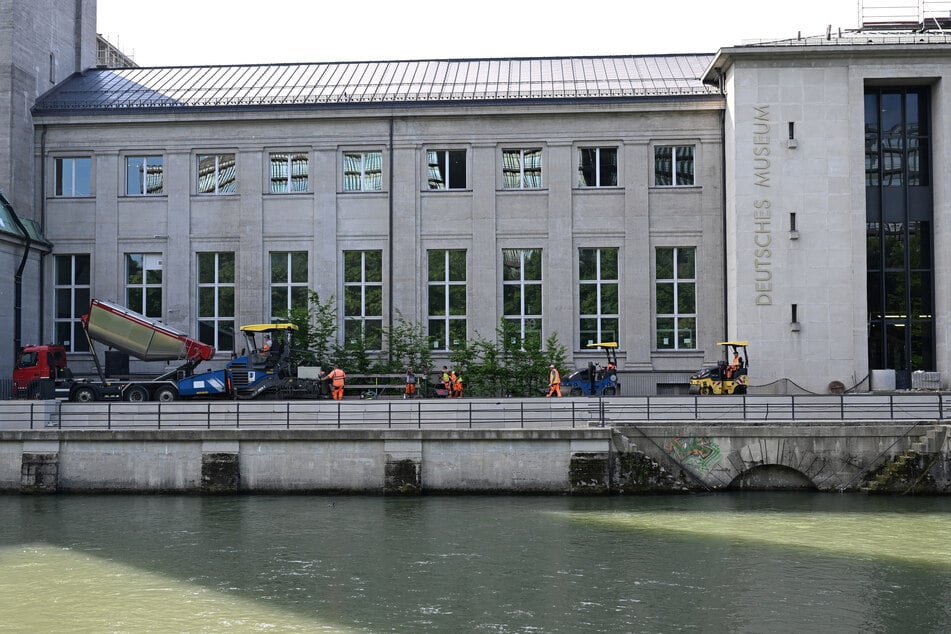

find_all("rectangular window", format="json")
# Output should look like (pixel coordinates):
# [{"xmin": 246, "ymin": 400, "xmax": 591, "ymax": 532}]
[
  {"xmin": 197, "ymin": 154, "xmax": 236, "ymax": 194},
  {"xmin": 655, "ymin": 247, "xmax": 696, "ymax": 350},
  {"xmin": 578, "ymin": 247, "xmax": 619, "ymax": 348},
  {"xmin": 427, "ymin": 149, "xmax": 467, "ymax": 190},
  {"xmin": 428, "ymin": 249, "xmax": 467, "ymax": 350},
  {"xmin": 197, "ymin": 252, "xmax": 235, "ymax": 351},
  {"xmin": 53, "ymin": 254, "xmax": 91, "ymax": 352},
  {"xmin": 343, "ymin": 151, "xmax": 383, "ymax": 192},
  {"xmin": 269, "ymin": 152, "xmax": 309, "ymax": 193},
  {"xmin": 54, "ymin": 157, "xmax": 92, "ymax": 197},
  {"xmin": 502, "ymin": 248, "xmax": 542, "ymax": 348},
  {"xmin": 343, "ymin": 250, "xmax": 383, "ymax": 350},
  {"xmin": 126, "ymin": 156, "xmax": 164, "ymax": 195},
  {"xmin": 502, "ymin": 149, "xmax": 542, "ymax": 189},
  {"xmin": 578, "ymin": 147, "xmax": 618, "ymax": 187},
  {"xmin": 125, "ymin": 253, "xmax": 163, "ymax": 319},
  {"xmin": 270, "ymin": 251, "xmax": 309, "ymax": 320},
  {"xmin": 654, "ymin": 145, "xmax": 695, "ymax": 186}
]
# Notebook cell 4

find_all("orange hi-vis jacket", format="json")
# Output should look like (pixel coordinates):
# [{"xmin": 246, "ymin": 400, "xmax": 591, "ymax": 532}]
[{"xmin": 329, "ymin": 368, "xmax": 346, "ymax": 387}]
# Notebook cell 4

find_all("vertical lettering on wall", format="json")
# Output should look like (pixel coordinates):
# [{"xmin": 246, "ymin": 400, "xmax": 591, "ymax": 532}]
[{"xmin": 752, "ymin": 105, "xmax": 772, "ymax": 306}]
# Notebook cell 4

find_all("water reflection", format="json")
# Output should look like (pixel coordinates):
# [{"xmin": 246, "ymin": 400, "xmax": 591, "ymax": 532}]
[{"xmin": 1, "ymin": 493, "xmax": 949, "ymax": 632}]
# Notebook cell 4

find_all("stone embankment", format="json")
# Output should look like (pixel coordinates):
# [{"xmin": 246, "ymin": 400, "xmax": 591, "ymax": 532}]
[{"xmin": 2, "ymin": 422, "xmax": 949, "ymax": 494}]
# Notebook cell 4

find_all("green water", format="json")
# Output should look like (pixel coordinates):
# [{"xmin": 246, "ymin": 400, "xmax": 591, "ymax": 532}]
[{"xmin": 1, "ymin": 493, "xmax": 949, "ymax": 632}]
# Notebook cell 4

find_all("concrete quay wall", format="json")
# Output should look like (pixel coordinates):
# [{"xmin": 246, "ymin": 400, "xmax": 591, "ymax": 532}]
[
  {"xmin": 1, "ymin": 429, "xmax": 615, "ymax": 495},
  {"xmin": 2, "ymin": 423, "xmax": 949, "ymax": 495}
]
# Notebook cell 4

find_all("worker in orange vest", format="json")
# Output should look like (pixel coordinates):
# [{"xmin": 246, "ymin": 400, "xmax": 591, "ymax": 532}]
[
  {"xmin": 441, "ymin": 366, "xmax": 452, "ymax": 398},
  {"xmin": 449, "ymin": 368, "xmax": 458, "ymax": 398},
  {"xmin": 327, "ymin": 364, "xmax": 346, "ymax": 400},
  {"xmin": 452, "ymin": 372, "xmax": 463, "ymax": 398},
  {"xmin": 547, "ymin": 364, "xmax": 562, "ymax": 397}
]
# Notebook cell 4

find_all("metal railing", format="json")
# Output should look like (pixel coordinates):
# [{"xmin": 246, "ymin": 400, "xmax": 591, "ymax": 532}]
[{"xmin": 1, "ymin": 393, "xmax": 949, "ymax": 431}]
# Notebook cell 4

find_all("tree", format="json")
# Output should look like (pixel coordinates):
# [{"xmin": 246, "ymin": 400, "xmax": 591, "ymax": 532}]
[
  {"xmin": 332, "ymin": 329, "xmax": 376, "ymax": 374},
  {"xmin": 449, "ymin": 321, "xmax": 569, "ymax": 398},
  {"xmin": 383, "ymin": 313, "xmax": 434, "ymax": 373},
  {"xmin": 281, "ymin": 290, "xmax": 338, "ymax": 367}
]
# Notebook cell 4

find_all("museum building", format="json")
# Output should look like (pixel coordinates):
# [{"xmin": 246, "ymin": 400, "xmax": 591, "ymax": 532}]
[{"xmin": 3, "ymin": 1, "xmax": 951, "ymax": 394}]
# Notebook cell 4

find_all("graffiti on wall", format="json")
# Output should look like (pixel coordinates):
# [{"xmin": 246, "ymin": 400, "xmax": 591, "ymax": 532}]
[{"xmin": 664, "ymin": 436, "xmax": 721, "ymax": 473}]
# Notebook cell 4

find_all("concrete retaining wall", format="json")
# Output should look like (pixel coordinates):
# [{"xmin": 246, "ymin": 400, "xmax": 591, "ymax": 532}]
[
  {"xmin": 1, "ymin": 423, "xmax": 948, "ymax": 494},
  {"xmin": 0, "ymin": 429, "xmax": 614, "ymax": 495}
]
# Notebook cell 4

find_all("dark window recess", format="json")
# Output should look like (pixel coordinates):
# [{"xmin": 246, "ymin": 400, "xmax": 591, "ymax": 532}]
[{"xmin": 865, "ymin": 86, "xmax": 934, "ymax": 376}]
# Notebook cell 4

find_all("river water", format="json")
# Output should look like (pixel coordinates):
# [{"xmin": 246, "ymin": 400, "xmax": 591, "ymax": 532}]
[{"xmin": 1, "ymin": 493, "xmax": 949, "ymax": 633}]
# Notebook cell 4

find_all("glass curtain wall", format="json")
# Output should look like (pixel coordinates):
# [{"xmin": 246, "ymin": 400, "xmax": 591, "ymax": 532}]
[{"xmin": 865, "ymin": 87, "xmax": 934, "ymax": 388}]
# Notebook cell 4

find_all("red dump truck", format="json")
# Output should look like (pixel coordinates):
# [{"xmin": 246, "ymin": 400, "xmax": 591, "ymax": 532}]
[{"xmin": 13, "ymin": 299, "xmax": 230, "ymax": 402}]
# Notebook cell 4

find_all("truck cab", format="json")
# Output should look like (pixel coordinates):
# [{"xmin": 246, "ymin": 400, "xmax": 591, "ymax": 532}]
[{"xmin": 13, "ymin": 344, "xmax": 70, "ymax": 396}]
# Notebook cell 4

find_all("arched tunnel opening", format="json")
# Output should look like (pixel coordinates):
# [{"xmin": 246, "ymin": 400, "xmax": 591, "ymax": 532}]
[{"xmin": 727, "ymin": 464, "xmax": 818, "ymax": 491}]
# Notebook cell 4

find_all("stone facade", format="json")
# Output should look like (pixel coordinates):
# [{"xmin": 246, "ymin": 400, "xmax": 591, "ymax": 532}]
[
  {"xmin": 5, "ymin": 1, "xmax": 951, "ymax": 394},
  {"xmin": 707, "ymin": 41, "xmax": 951, "ymax": 393},
  {"xmin": 0, "ymin": 0, "xmax": 96, "ymax": 376},
  {"xmin": 32, "ymin": 100, "xmax": 725, "ymax": 390}
]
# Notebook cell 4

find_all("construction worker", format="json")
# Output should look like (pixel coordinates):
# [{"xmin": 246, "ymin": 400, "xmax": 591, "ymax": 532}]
[
  {"xmin": 261, "ymin": 334, "xmax": 271, "ymax": 352},
  {"xmin": 404, "ymin": 367, "xmax": 416, "ymax": 399},
  {"xmin": 452, "ymin": 372, "xmax": 463, "ymax": 398},
  {"xmin": 449, "ymin": 368, "xmax": 458, "ymax": 398},
  {"xmin": 547, "ymin": 364, "xmax": 562, "ymax": 397},
  {"xmin": 726, "ymin": 348, "xmax": 741, "ymax": 380},
  {"xmin": 327, "ymin": 364, "xmax": 346, "ymax": 400},
  {"xmin": 441, "ymin": 366, "xmax": 452, "ymax": 398}
]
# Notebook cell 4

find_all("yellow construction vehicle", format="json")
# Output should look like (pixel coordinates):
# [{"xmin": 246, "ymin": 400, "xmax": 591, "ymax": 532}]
[{"xmin": 689, "ymin": 341, "xmax": 749, "ymax": 395}]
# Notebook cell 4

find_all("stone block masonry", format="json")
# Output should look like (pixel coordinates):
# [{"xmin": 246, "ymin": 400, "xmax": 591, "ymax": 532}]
[{"xmin": 1, "ymin": 423, "xmax": 949, "ymax": 494}]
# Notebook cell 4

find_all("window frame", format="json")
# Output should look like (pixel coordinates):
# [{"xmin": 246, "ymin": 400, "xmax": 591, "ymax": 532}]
[
  {"xmin": 269, "ymin": 251, "xmax": 309, "ymax": 320},
  {"xmin": 501, "ymin": 148, "xmax": 543, "ymax": 190},
  {"xmin": 53, "ymin": 156, "xmax": 92, "ymax": 197},
  {"xmin": 197, "ymin": 251, "xmax": 236, "ymax": 352},
  {"xmin": 124, "ymin": 253, "xmax": 164, "ymax": 319},
  {"xmin": 653, "ymin": 144, "xmax": 696, "ymax": 187},
  {"xmin": 268, "ymin": 151, "xmax": 310, "ymax": 194},
  {"xmin": 578, "ymin": 247, "xmax": 620, "ymax": 349},
  {"xmin": 502, "ymin": 248, "xmax": 543, "ymax": 348},
  {"xmin": 196, "ymin": 153, "xmax": 236, "ymax": 195},
  {"xmin": 425, "ymin": 148, "xmax": 468, "ymax": 190},
  {"xmin": 343, "ymin": 250, "xmax": 384, "ymax": 350},
  {"xmin": 342, "ymin": 150, "xmax": 384, "ymax": 192},
  {"xmin": 577, "ymin": 146, "xmax": 619, "ymax": 188},
  {"xmin": 427, "ymin": 249, "xmax": 467, "ymax": 351},
  {"xmin": 53, "ymin": 254, "xmax": 91, "ymax": 352},
  {"xmin": 125, "ymin": 155, "xmax": 165, "ymax": 196},
  {"xmin": 654, "ymin": 246, "xmax": 697, "ymax": 350}
]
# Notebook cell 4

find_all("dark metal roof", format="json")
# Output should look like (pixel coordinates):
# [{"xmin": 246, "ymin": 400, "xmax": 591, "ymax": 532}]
[
  {"xmin": 32, "ymin": 55, "xmax": 718, "ymax": 114},
  {"xmin": 0, "ymin": 190, "xmax": 50, "ymax": 247}
]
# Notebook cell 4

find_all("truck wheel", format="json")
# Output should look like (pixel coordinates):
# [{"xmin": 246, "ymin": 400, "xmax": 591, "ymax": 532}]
[
  {"xmin": 154, "ymin": 386, "xmax": 178, "ymax": 402},
  {"xmin": 700, "ymin": 385, "xmax": 711, "ymax": 395},
  {"xmin": 71, "ymin": 386, "xmax": 98, "ymax": 403},
  {"xmin": 570, "ymin": 387, "xmax": 583, "ymax": 397},
  {"xmin": 125, "ymin": 385, "xmax": 150, "ymax": 402},
  {"xmin": 601, "ymin": 386, "xmax": 616, "ymax": 397}
]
